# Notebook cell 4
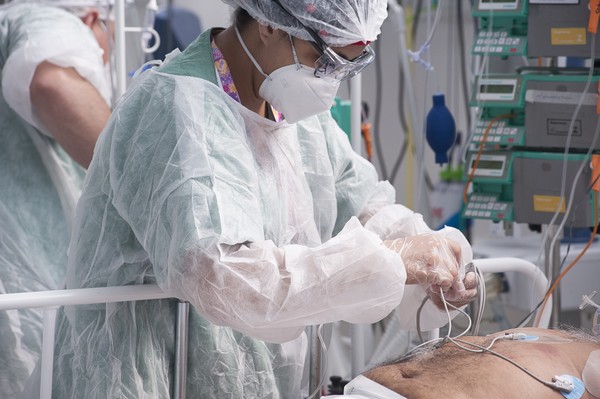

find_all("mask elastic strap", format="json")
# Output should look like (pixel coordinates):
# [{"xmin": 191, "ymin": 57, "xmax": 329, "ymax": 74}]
[
  {"xmin": 288, "ymin": 35, "xmax": 302, "ymax": 70},
  {"xmin": 234, "ymin": 25, "xmax": 272, "ymax": 81}
]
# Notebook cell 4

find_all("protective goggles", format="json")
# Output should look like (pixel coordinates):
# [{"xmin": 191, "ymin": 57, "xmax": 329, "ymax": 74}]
[{"xmin": 271, "ymin": 0, "xmax": 376, "ymax": 81}]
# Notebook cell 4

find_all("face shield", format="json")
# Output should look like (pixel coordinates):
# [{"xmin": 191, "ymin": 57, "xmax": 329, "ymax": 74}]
[{"xmin": 271, "ymin": 0, "xmax": 375, "ymax": 81}]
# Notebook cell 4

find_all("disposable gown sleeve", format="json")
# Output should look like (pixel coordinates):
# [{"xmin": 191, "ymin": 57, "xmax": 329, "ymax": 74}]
[
  {"xmin": 1, "ymin": 5, "xmax": 109, "ymax": 135},
  {"xmin": 107, "ymin": 73, "xmax": 407, "ymax": 344},
  {"xmin": 364, "ymin": 204, "xmax": 474, "ymax": 330},
  {"xmin": 317, "ymin": 114, "xmax": 473, "ymax": 330}
]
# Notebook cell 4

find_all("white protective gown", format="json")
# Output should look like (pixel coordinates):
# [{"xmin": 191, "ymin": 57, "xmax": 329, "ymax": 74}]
[
  {"xmin": 51, "ymin": 29, "xmax": 472, "ymax": 398},
  {"xmin": 0, "ymin": 4, "xmax": 109, "ymax": 398}
]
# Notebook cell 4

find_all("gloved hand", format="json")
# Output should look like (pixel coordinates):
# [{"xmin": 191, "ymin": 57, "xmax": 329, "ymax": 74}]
[
  {"xmin": 385, "ymin": 234, "xmax": 461, "ymax": 288},
  {"xmin": 426, "ymin": 270, "xmax": 478, "ymax": 309},
  {"xmin": 384, "ymin": 234, "xmax": 477, "ymax": 309}
]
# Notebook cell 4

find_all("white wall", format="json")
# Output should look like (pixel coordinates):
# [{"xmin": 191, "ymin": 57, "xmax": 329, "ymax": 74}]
[
  {"xmin": 337, "ymin": 2, "xmax": 476, "ymax": 220},
  {"xmin": 170, "ymin": 0, "xmax": 233, "ymax": 29}
]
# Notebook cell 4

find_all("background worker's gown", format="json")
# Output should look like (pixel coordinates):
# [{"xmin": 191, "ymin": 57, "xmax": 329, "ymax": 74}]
[
  {"xmin": 52, "ymin": 29, "xmax": 472, "ymax": 398},
  {"xmin": 0, "ymin": 4, "xmax": 110, "ymax": 398}
]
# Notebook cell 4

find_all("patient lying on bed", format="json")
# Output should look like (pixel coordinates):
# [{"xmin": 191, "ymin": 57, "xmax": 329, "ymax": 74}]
[{"xmin": 324, "ymin": 327, "xmax": 600, "ymax": 399}]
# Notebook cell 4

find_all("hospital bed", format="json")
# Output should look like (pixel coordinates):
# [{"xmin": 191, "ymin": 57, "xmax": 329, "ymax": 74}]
[
  {"xmin": 0, "ymin": 256, "xmax": 552, "ymax": 399},
  {"xmin": 0, "ymin": 286, "xmax": 179, "ymax": 399}
]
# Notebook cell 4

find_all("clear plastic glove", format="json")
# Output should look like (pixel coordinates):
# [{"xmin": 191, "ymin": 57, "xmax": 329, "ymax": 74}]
[
  {"xmin": 384, "ymin": 235, "xmax": 477, "ymax": 309},
  {"xmin": 426, "ymin": 270, "xmax": 478, "ymax": 309},
  {"xmin": 385, "ymin": 234, "xmax": 461, "ymax": 288}
]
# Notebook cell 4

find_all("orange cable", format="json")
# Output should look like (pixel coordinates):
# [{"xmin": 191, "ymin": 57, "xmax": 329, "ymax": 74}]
[
  {"xmin": 535, "ymin": 191, "xmax": 599, "ymax": 326},
  {"xmin": 463, "ymin": 114, "xmax": 515, "ymax": 204},
  {"xmin": 362, "ymin": 122, "xmax": 373, "ymax": 161},
  {"xmin": 589, "ymin": 0, "xmax": 600, "ymax": 34}
]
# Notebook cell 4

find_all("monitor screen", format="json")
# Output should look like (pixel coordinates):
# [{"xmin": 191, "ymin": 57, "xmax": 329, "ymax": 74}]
[
  {"xmin": 479, "ymin": 0, "xmax": 519, "ymax": 9},
  {"xmin": 472, "ymin": 159, "xmax": 505, "ymax": 170},
  {"xmin": 479, "ymin": 84, "xmax": 515, "ymax": 94}
]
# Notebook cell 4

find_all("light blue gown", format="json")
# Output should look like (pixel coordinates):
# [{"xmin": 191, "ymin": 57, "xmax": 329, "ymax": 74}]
[
  {"xmin": 52, "ymin": 29, "xmax": 470, "ymax": 398},
  {"xmin": 0, "ymin": 4, "xmax": 107, "ymax": 398}
]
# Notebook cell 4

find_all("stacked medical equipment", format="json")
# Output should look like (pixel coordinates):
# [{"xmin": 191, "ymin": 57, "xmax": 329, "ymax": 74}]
[
  {"xmin": 464, "ymin": 0, "xmax": 600, "ymax": 228},
  {"xmin": 465, "ymin": 0, "xmax": 600, "ymax": 329}
]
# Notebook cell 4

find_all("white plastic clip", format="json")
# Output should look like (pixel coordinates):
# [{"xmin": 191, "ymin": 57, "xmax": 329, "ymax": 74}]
[
  {"xmin": 407, "ymin": 43, "xmax": 433, "ymax": 71},
  {"xmin": 580, "ymin": 291, "xmax": 599, "ymax": 310},
  {"xmin": 552, "ymin": 376, "xmax": 574, "ymax": 393},
  {"xmin": 501, "ymin": 332, "xmax": 528, "ymax": 340}
]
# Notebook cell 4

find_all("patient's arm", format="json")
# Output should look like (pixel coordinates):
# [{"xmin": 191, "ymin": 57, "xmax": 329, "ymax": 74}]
[{"xmin": 364, "ymin": 328, "xmax": 600, "ymax": 399}]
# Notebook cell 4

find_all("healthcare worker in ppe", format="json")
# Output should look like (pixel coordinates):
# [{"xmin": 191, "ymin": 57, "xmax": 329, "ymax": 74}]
[
  {"xmin": 0, "ymin": 0, "xmax": 112, "ymax": 397},
  {"xmin": 52, "ymin": 0, "xmax": 478, "ymax": 397}
]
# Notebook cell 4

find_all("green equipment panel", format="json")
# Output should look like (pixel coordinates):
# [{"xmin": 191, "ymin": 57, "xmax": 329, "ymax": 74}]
[
  {"xmin": 463, "ymin": 151, "xmax": 597, "ymax": 227},
  {"xmin": 470, "ymin": 72, "xmax": 600, "ymax": 151},
  {"xmin": 472, "ymin": 0, "xmax": 527, "ymax": 56},
  {"xmin": 463, "ymin": 151, "xmax": 514, "ymax": 222}
]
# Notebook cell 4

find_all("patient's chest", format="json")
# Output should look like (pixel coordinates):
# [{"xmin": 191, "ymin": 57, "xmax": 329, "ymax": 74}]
[{"xmin": 367, "ymin": 328, "xmax": 599, "ymax": 399}]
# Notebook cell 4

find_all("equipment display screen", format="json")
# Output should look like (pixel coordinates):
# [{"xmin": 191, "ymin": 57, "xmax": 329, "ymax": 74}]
[
  {"xmin": 479, "ymin": 0, "xmax": 519, "ymax": 10},
  {"xmin": 468, "ymin": 154, "xmax": 508, "ymax": 178},
  {"xmin": 472, "ymin": 159, "xmax": 504, "ymax": 170},
  {"xmin": 476, "ymin": 78, "xmax": 518, "ymax": 101},
  {"xmin": 479, "ymin": 84, "xmax": 515, "ymax": 94}
]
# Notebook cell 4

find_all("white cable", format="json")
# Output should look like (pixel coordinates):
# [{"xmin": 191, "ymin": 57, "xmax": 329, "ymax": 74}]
[
  {"xmin": 448, "ymin": 335, "xmax": 503, "ymax": 353},
  {"xmin": 536, "ymin": 117, "xmax": 600, "ymax": 326},
  {"xmin": 407, "ymin": 0, "xmax": 444, "ymax": 71},
  {"xmin": 411, "ymin": 287, "xmax": 474, "ymax": 354},
  {"xmin": 449, "ymin": 306, "xmax": 472, "ymax": 339},
  {"xmin": 471, "ymin": 265, "xmax": 486, "ymax": 335},
  {"xmin": 422, "ymin": 0, "xmax": 443, "ymax": 54},
  {"xmin": 479, "ymin": 269, "xmax": 486, "ymax": 330},
  {"xmin": 409, "ymin": 288, "xmax": 570, "ymax": 394},
  {"xmin": 407, "ymin": 268, "xmax": 573, "ymax": 394},
  {"xmin": 450, "ymin": 338, "xmax": 570, "ymax": 392},
  {"xmin": 404, "ymin": 335, "xmax": 444, "ymax": 358},
  {"xmin": 535, "ymin": 35, "xmax": 597, "ymax": 281},
  {"xmin": 439, "ymin": 289, "xmax": 453, "ymax": 337},
  {"xmin": 408, "ymin": 280, "xmax": 476, "ymax": 359},
  {"xmin": 413, "ymin": 1, "xmax": 440, "ymax": 214},
  {"xmin": 308, "ymin": 324, "xmax": 328, "ymax": 399},
  {"xmin": 415, "ymin": 67, "xmax": 431, "ymax": 210},
  {"xmin": 448, "ymin": 10, "xmax": 456, "ymax": 124}
]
